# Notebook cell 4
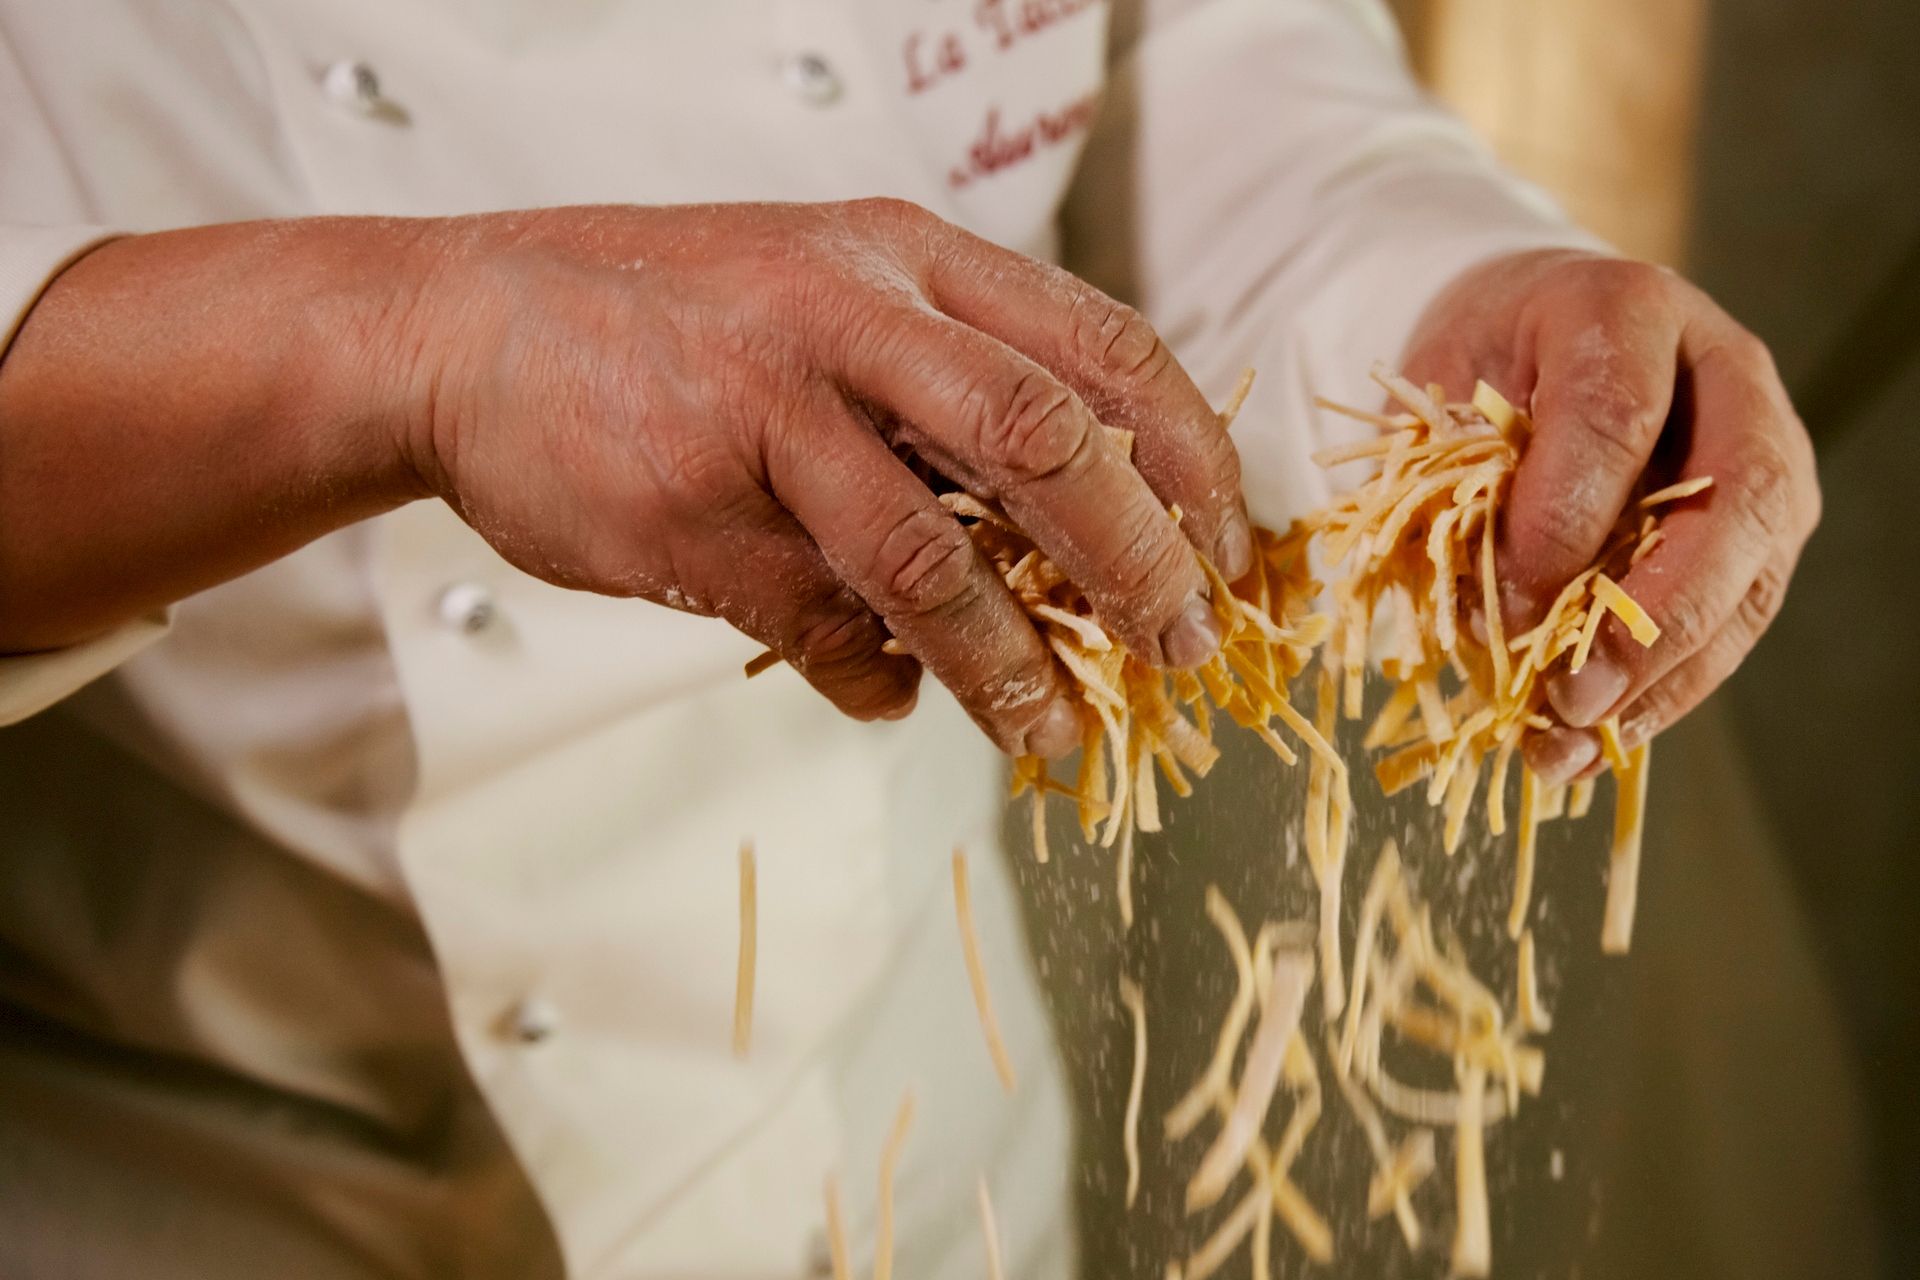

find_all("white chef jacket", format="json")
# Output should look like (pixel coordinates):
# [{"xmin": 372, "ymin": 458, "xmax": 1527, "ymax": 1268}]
[{"xmin": 0, "ymin": 2, "xmax": 1593, "ymax": 1277}]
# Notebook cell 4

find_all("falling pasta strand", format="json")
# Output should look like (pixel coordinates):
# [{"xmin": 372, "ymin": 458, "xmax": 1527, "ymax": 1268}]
[
  {"xmin": 977, "ymin": 1176, "xmax": 1007, "ymax": 1280},
  {"xmin": 733, "ymin": 840, "xmax": 757, "ymax": 1058},
  {"xmin": 874, "ymin": 1091, "xmax": 915, "ymax": 1280},
  {"xmin": 1517, "ymin": 928, "xmax": 1552, "ymax": 1034},
  {"xmin": 1270, "ymin": 1173, "xmax": 1334, "ymax": 1265},
  {"xmin": 1185, "ymin": 1183, "xmax": 1268, "ymax": 1280},
  {"xmin": 1602, "ymin": 741, "xmax": 1652, "ymax": 954},
  {"xmin": 1186, "ymin": 951, "xmax": 1312, "ymax": 1212},
  {"xmin": 1165, "ymin": 886, "xmax": 1259, "ymax": 1141},
  {"xmin": 1451, "ymin": 1062, "xmax": 1492, "ymax": 1278},
  {"xmin": 1118, "ymin": 974, "xmax": 1149, "ymax": 1211},
  {"xmin": 822, "ymin": 1174, "xmax": 852, "ymax": 1280},
  {"xmin": 952, "ymin": 848, "xmax": 1018, "ymax": 1093}
]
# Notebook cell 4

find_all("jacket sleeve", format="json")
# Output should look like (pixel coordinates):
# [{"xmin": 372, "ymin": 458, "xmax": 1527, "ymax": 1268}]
[{"xmin": 1063, "ymin": 0, "xmax": 1608, "ymax": 526}]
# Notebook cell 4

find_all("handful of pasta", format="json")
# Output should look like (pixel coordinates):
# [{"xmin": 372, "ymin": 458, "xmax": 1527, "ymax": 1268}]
[
  {"xmin": 767, "ymin": 363, "xmax": 1707, "ymax": 1280},
  {"xmin": 743, "ymin": 373, "xmax": 1345, "ymax": 932},
  {"xmin": 1308, "ymin": 365, "xmax": 1706, "ymax": 951},
  {"xmin": 988, "ymin": 374, "xmax": 1342, "ymax": 929}
]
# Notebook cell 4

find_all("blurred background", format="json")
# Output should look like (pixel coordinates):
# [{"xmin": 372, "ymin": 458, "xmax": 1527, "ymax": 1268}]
[
  {"xmin": 1022, "ymin": 2, "xmax": 1916, "ymax": 1277},
  {"xmin": 1387, "ymin": 0, "xmax": 1919, "ymax": 1271}
]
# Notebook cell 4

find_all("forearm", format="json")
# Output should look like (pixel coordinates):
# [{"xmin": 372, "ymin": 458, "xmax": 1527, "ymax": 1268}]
[{"xmin": 0, "ymin": 218, "xmax": 428, "ymax": 651}]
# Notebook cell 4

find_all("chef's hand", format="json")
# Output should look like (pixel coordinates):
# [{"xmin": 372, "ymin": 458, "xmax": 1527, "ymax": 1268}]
[
  {"xmin": 392, "ymin": 201, "xmax": 1249, "ymax": 755},
  {"xmin": 1401, "ymin": 249, "xmax": 1820, "ymax": 783}
]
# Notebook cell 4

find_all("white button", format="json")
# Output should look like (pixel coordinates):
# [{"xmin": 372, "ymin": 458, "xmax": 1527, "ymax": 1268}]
[
  {"xmin": 321, "ymin": 60, "xmax": 383, "ymax": 112},
  {"xmin": 783, "ymin": 52, "xmax": 842, "ymax": 106},
  {"xmin": 320, "ymin": 59, "xmax": 408, "ymax": 124},
  {"xmin": 436, "ymin": 582, "xmax": 497, "ymax": 635},
  {"xmin": 508, "ymin": 996, "xmax": 561, "ymax": 1045}
]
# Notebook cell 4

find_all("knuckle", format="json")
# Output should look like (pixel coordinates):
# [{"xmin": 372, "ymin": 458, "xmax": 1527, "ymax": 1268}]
[
  {"xmin": 1570, "ymin": 379, "xmax": 1665, "ymax": 464},
  {"xmin": 1695, "ymin": 339, "xmax": 1818, "ymax": 548},
  {"xmin": 792, "ymin": 599, "xmax": 882, "ymax": 672},
  {"xmin": 975, "ymin": 370, "xmax": 1088, "ymax": 483},
  {"xmin": 1629, "ymin": 613, "xmax": 1747, "ymax": 745},
  {"xmin": 848, "ymin": 195, "xmax": 930, "ymax": 232},
  {"xmin": 1737, "ymin": 560, "xmax": 1791, "ymax": 637},
  {"xmin": 1204, "ymin": 417, "xmax": 1245, "ymax": 480},
  {"xmin": 1070, "ymin": 290, "xmax": 1167, "ymax": 383},
  {"xmin": 1189, "ymin": 429, "xmax": 1246, "ymax": 530},
  {"xmin": 1106, "ymin": 508, "xmax": 1193, "ymax": 614},
  {"xmin": 1694, "ymin": 333, "xmax": 1777, "ymax": 403},
  {"xmin": 1724, "ymin": 327, "xmax": 1774, "ymax": 374},
  {"xmin": 1655, "ymin": 584, "xmax": 1714, "ymax": 657},
  {"xmin": 871, "ymin": 506, "xmax": 978, "ymax": 615},
  {"xmin": 1598, "ymin": 258, "xmax": 1676, "ymax": 311},
  {"xmin": 1723, "ymin": 435, "xmax": 1796, "ymax": 551},
  {"xmin": 855, "ymin": 196, "xmax": 950, "ymax": 272},
  {"xmin": 1514, "ymin": 496, "xmax": 1600, "ymax": 571}
]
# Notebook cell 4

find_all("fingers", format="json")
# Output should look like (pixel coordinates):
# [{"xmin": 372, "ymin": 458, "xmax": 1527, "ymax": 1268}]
[
  {"xmin": 1498, "ymin": 266, "xmax": 1682, "ymax": 630},
  {"xmin": 913, "ymin": 222, "xmax": 1252, "ymax": 577},
  {"xmin": 1524, "ymin": 542, "xmax": 1798, "ymax": 783},
  {"xmin": 763, "ymin": 392, "xmax": 1082, "ymax": 758},
  {"xmin": 1615, "ymin": 548, "xmax": 1801, "ymax": 747},
  {"xmin": 704, "ymin": 494, "xmax": 924, "ymax": 724},
  {"xmin": 1523, "ymin": 725, "xmax": 1600, "ymax": 785},
  {"xmin": 833, "ymin": 301, "xmax": 1221, "ymax": 669},
  {"xmin": 1544, "ymin": 340, "xmax": 1815, "ymax": 728}
]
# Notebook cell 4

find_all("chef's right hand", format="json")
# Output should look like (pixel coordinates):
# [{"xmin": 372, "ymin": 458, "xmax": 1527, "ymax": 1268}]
[{"xmin": 386, "ymin": 200, "xmax": 1249, "ymax": 756}]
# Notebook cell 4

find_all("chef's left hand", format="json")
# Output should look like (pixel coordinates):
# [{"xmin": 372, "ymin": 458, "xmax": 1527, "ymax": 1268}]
[{"xmin": 1400, "ymin": 248, "xmax": 1821, "ymax": 784}]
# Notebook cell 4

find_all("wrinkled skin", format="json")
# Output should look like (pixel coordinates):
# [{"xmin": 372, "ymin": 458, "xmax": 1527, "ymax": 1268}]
[
  {"xmin": 1402, "ymin": 249, "xmax": 1821, "ymax": 781},
  {"xmin": 1, "ymin": 204, "xmax": 1814, "ymax": 772},
  {"xmin": 392, "ymin": 200, "xmax": 1252, "ymax": 757}
]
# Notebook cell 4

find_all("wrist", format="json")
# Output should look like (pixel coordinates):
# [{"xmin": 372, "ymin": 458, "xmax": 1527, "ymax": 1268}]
[{"xmin": 284, "ymin": 215, "xmax": 454, "ymax": 508}]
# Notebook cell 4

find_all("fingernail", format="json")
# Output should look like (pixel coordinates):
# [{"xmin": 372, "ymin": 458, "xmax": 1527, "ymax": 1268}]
[
  {"xmin": 1528, "ymin": 727, "xmax": 1599, "ymax": 785},
  {"xmin": 1215, "ymin": 515, "xmax": 1254, "ymax": 581},
  {"xmin": 1547, "ymin": 659, "xmax": 1628, "ymax": 728},
  {"xmin": 879, "ymin": 686, "xmax": 919, "ymax": 721},
  {"xmin": 1024, "ymin": 695, "xmax": 1082, "ymax": 759},
  {"xmin": 1160, "ymin": 595, "xmax": 1223, "ymax": 669}
]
